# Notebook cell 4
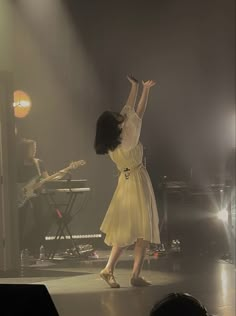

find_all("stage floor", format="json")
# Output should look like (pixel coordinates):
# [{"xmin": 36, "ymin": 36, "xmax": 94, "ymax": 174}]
[{"xmin": 0, "ymin": 251, "xmax": 235, "ymax": 316}]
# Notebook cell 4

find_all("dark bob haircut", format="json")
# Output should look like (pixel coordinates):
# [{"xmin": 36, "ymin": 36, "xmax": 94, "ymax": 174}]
[
  {"xmin": 94, "ymin": 111, "xmax": 124, "ymax": 155},
  {"xmin": 150, "ymin": 293, "xmax": 210, "ymax": 316}
]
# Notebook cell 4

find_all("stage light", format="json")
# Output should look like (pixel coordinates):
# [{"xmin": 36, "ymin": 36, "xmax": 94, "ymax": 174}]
[
  {"xmin": 217, "ymin": 209, "xmax": 228, "ymax": 223},
  {"xmin": 13, "ymin": 90, "xmax": 32, "ymax": 118}
]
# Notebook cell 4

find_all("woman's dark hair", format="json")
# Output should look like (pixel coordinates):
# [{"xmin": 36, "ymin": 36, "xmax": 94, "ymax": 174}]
[
  {"xmin": 150, "ymin": 293, "xmax": 209, "ymax": 316},
  {"xmin": 94, "ymin": 111, "xmax": 124, "ymax": 155}
]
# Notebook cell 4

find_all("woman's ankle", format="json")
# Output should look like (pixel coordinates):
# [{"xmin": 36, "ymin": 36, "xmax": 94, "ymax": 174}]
[
  {"xmin": 131, "ymin": 272, "xmax": 139, "ymax": 279},
  {"xmin": 103, "ymin": 266, "xmax": 113, "ymax": 274}
]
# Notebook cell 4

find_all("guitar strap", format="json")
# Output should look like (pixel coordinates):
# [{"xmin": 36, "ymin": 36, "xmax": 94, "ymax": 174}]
[{"xmin": 34, "ymin": 158, "xmax": 42, "ymax": 177}]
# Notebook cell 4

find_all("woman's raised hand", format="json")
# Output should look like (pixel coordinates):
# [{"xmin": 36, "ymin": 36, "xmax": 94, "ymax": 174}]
[
  {"xmin": 127, "ymin": 74, "xmax": 139, "ymax": 85},
  {"xmin": 142, "ymin": 80, "xmax": 156, "ymax": 88}
]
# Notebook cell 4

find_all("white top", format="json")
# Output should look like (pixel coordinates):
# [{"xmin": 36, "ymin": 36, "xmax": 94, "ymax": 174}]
[{"xmin": 120, "ymin": 105, "xmax": 142, "ymax": 151}]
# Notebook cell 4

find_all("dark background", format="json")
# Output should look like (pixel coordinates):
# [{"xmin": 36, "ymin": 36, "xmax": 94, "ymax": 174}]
[{"xmin": 12, "ymin": 0, "xmax": 235, "ymax": 248}]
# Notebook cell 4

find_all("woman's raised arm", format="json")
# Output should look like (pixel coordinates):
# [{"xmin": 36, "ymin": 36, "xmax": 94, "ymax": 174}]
[
  {"xmin": 136, "ymin": 80, "xmax": 156, "ymax": 119},
  {"xmin": 124, "ymin": 74, "xmax": 139, "ymax": 108}
]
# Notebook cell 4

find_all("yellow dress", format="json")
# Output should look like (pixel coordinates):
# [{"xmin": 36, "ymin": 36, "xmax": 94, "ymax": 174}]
[{"xmin": 100, "ymin": 105, "xmax": 160, "ymax": 247}]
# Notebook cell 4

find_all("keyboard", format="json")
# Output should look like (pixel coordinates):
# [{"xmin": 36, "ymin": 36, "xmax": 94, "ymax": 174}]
[{"xmin": 43, "ymin": 179, "xmax": 88, "ymax": 189}]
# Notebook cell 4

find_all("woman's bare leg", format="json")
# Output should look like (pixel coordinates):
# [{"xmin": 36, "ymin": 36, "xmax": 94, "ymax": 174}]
[
  {"xmin": 132, "ymin": 239, "xmax": 149, "ymax": 278},
  {"xmin": 130, "ymin": 239, "xmax": 151, "ymax": 286},
  {"xmin": 104, "ymin": 245, "xmax": 123, "ymax": 273},
  {"xmin": 100, "ymin": 245, "xmax": 124, "ymax": 288}
]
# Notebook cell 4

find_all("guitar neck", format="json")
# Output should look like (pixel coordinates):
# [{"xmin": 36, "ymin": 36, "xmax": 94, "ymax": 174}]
[{"xmin": 33, "ymin": 166, "xmax": 71, "ymax": 190}]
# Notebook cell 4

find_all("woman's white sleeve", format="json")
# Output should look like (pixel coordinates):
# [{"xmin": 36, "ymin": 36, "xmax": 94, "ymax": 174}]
[{"xmin": 120, "ymin": 105, "xmax": 142, "ymax": 151}]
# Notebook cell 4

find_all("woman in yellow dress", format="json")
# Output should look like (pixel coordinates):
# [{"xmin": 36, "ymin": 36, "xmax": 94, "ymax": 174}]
[{"xmin": 95, "ymin": 75, "xmax": 160, "ymax": 288}]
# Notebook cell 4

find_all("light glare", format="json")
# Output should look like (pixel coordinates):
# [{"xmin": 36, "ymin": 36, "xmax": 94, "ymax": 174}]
[{"xmin": 217, "ymin": 209, "xmax": 228, "ymax": 223}]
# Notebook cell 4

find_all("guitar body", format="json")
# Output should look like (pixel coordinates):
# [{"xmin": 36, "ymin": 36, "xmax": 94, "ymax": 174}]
[{"xmin": 17, "ymin": 176, "xmax": 40, "ymax": 208}]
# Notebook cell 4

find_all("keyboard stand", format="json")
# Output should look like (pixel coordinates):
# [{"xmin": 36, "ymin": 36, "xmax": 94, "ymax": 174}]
[{"xmin": 42, "ymin": 187, "xmax": 90, "ymax": 259}]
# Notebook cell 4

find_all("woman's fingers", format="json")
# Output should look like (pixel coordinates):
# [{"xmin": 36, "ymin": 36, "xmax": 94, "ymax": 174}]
[
  {"xmin": 150, "ymin": 80, "xmax": 156, "ymax": 87},
  {"xmin": 127, "ymin": 74, "xmax": 139, "ymax": 84},
  {"xmin": 142, "ymin": 80, "xmax": 156, "ymax": 87}
]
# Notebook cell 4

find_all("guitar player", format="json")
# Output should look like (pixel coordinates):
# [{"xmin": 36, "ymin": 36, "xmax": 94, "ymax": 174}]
[{"xmin": 17, "ymin": 138, "xmax": 49, "ymax": 258}]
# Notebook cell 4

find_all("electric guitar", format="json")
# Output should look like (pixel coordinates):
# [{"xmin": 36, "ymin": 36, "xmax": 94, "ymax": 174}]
[{"xmin": 17, "ymin": 160, "xmax": 86, "ymax": 208}]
